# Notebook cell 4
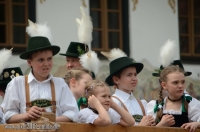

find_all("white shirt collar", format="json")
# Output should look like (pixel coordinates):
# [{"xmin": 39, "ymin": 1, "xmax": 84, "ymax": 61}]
[
  {"xmin": 28, "ymin": 71, "xmax": 53, "ymax": 83},
  {"xmin": 114, "ymin": 89, "xmax": 134, "ymax": 102}
]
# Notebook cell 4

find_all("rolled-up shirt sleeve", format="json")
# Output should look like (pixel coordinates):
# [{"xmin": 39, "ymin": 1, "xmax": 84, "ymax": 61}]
[
  {"xmin": 59, "ymin": 82, "xmax": 79, "ymax": 122},
  {"xmin": 3, "ymin": 78, "xmax": 20, "ymax": 121}
]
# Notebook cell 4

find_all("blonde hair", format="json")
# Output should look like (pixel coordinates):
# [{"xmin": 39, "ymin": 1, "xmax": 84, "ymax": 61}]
[
  {"xmin": 64, "ymin": 68, "xmax": 91, "ymax": 86},
  {"xmin": 81, "ymin": 80, "xmax": 109, "ymax": 108},
  {"xmin": 156, "ymin": 65, "xmax": 188, "ymax": 122}
]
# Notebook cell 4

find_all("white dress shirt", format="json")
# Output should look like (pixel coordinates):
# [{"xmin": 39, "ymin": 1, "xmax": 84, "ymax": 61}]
[
  {"xmin": 2, "ymin": 71, "xmax": 79, "ymax": 122},
  {"xmin": 111, "ymin": 89, "xmax": 147, "ymax": 124},
  {"xmin": 78, "ymin": 108, "xmax": 120, "ymax": 124}
]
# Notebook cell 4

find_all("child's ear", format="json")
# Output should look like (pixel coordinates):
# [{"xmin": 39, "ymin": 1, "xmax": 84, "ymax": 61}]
[
  {"xmin": 70, "ymin": 78, "xmax": 76, "ymax": 87},
  {"xmin": 161, "ymin": 82, "xmax": 167, "ymax": 90},
  {"xmin": 27, "ymin": 59, "xmax": 31, "ymax": 66},
  {"xmin": 112, "ymin": 76, "xmax": 119, "ymax": 85}
]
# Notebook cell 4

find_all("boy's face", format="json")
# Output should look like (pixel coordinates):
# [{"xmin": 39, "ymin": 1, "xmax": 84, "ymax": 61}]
[
  {"xmin": 27, "ymin": 50, "xmax": 53, "ymax": 81},
  {"xmin": 66, "ymin": 56, "xmax": 82, "ymax": 70},
  {"xmin": 112, "ymin": 67, "xmax": 138, "ymax": 94}
]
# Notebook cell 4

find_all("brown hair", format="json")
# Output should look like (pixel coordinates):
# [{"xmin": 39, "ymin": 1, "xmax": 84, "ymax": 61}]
[
  {"xmin": 155, "ymin": 65, "xmax": 188, "ymax": 122},
  {"xmin": 64, "ymin": 68, "xmax": 91, "ymax": 87},
  {"xmin": 81, "ymin": 80, "xmax": 109, "ymax": 108}
]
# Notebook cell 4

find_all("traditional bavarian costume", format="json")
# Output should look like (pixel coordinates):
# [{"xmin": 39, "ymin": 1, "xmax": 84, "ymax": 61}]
[
  {"xmin": 111, "ymin": 89, "xmax": 146, "ymax": 124},
  {"xmin": 78, "ymin": 107, "xmax": 120, "ymax": 124},
  {"xmin": 147, "ymin": 94, "xmax": 200, "ymax": 127},
  {"xmin": 2, "ymin": 72, "xmax": 79, "ymax": 122}
]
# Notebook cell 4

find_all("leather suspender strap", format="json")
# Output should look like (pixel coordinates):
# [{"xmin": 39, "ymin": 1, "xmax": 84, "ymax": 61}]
[
  {"xmin": 112, "ymin": 96, "xmax": 129, "ymax": 112},
  {"xmin": 50, "ymin": 80, "xmax": 56, "ymax": 114},
  {"xmin": 25, "ymin": 76, "xmax": 56, "ymax": 114},
  {"xmin": 136, "ymin": 98, "xmax": 146, "ymax": 116},
  {"xmin": 25, "ymin": 76, "xmax": 31, "ymax": 112}
]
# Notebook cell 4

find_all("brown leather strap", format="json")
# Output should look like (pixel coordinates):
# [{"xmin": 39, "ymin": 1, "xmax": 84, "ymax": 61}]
[
  {"xmin": 25, "ymin": 76, "xmax": 56, "ymax": 113},
  {"xmin": 136, "ymin": 98, "xmax": 146, "ymax": 116},
  {"xmin": 50, "ymin": 80, "xmax": 56, "ymax": 114},
  {"xmin": 25, "ymin": 76, "xmax": 31, "ymax": 112},
  {"xmin": 112, "ymin": 96, "xmax": 129, "ymax": 112}
]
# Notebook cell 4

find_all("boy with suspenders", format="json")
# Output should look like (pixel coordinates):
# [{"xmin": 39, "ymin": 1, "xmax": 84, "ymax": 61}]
[{"xmin": 2, "ymin": 20, "xmax": 78, "ymax": 123}]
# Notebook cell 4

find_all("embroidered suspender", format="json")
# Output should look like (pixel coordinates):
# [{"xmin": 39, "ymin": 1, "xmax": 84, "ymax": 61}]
[
  {"xmin": 25, "ymin": 76, "xmax": 56, "ymax": 113},
  {"xmin": 112, "ymin": 95, "xmax": 146, "ymax": 116}
]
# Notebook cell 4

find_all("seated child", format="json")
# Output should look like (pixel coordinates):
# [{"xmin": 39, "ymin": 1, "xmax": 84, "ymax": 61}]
[
  {"xmin": 2, "ymin": 20, "xmax": 78, "ymax": 123},
  {"xmin": 147, "ymin": 65, "xmax": 200, "ymax": 132},
  {"xmin": 78, "ymin": 80, "xmax": 135, "ymax": 126},
  {"xmin": 64, "ymin": 68, "xmax": 92, "ymax": 101}
]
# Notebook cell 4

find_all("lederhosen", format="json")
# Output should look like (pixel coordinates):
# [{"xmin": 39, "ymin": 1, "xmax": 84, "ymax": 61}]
[
  {"xmin": 25, "ymin": 76, "xmax": 56, "ymax": 114},
  {"xmin": 112, "ymin": 96, "xmax": 146, "ymax": 122},
  {"xmin": 158, "ymin": 96, "xmax": 189, "ymax": 127}
]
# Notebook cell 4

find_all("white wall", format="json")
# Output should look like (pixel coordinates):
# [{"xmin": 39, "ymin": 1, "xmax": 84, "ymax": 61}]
[
  {"xmin": 9, "ymin": 0, "xmax": 200, "ymax": 79},
  {"xmin": 129, "ymin": 0, "xmax": 200, "ymax": 79}
]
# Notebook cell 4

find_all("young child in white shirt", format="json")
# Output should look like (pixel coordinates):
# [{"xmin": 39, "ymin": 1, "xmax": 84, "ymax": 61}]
[
  {"xmin": 78, "ymin": 80, "xmax": 135, "ymax": 126},
  {"xmin": 2, "ymin": 20, "xmax": 78, "ymax": 123}
]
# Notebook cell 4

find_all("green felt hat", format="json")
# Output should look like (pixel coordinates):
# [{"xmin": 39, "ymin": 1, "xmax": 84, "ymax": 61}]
[
  {"xmin": 60, "ymin": 42, "xmax": 89, "ymax": 57},
  {"xmin": 152, "ymin": 60, "xmax": 192, "ymax": 77},
  {"xmin": 20, "ymin": 37, "xmax": 60, "ymax": 60},
  {"xmin": 0, "ymin": 67, "xmax": 23, "ymax": 86},
  {"xmin": 105, "ymin": 57, "xmax": 144, "ymax": 86}
]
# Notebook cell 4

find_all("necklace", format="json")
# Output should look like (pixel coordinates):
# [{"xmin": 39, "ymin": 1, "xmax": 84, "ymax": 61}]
[{"xmin": 168, "ymin": 96, "xmax": 182, "ymax": 102}]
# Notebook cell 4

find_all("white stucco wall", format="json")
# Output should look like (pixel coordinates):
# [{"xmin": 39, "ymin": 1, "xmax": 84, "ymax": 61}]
[{"xmin": 9, "ymin": 0, "xmax": 200, "ymax": 79}]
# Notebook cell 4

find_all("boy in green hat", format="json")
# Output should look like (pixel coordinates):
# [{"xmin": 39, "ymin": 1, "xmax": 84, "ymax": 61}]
[
  {"xmin": 102, "ymin": 48, "xmax": 155, "ymax": 126},
  {"xmin": 2, "ymin": 20, "xmax": 79, "ymax": 123}
]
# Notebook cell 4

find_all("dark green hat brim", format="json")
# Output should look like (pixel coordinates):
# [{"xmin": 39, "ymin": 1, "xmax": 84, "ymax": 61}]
[
  {"xmin": 20, "ymin": 36, "xmax": 60, "ymax": 60},
  {"xmin": 59, "ymin": 52, "xmax": 79, "ymax": 57},
  {"xmin": 106, "ymin": 57, "xmax": 143, "ymax": 86},
  {"xmin": 20, "ymin": 45, "xmax": 60, "ymax": 59}
]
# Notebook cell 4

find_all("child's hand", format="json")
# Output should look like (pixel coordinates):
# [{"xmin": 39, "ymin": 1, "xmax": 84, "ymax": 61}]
[
  {"xmin": 139, "ymin": 115, "xmax": 156, "ymax": 126},
  {"xmin": 88, "ymin": 95, "xmax": 101, "ymax": 109},
  {"xmin": 157, "ymin": 114, "xmax": 175, "ymax": 127},
  {"xmin": 181, "ymin": 122, "xmax": 200, "ymax": 132},
  {"xmin": 26, "ymin": 106, "xmax": 46, "ymax": 120}
]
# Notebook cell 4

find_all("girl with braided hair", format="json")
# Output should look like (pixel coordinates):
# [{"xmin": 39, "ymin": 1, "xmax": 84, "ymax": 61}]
[
  {"xmin": 77, "ymin": 80, "xmax": 135, "ymax": 126},
  {"xmin": 147, "ymin": 65, "xmax": 200, "ymax": 132}
]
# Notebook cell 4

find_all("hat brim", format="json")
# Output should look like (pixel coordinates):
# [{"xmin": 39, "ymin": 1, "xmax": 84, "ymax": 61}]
[
  {"xmin": 20, "ymin": 45, "xmax": 60, "ymax": 60},
  {"xmin": 106, "ymin": 63, "xmax": 143, "ymax": 86},
  {"xmin": 59, "ymin": 52, "xmax": 79, "ymax": 57},
  {"xmin": 152, "ymin": 71, "xmax": 192, "ymax": 77}
]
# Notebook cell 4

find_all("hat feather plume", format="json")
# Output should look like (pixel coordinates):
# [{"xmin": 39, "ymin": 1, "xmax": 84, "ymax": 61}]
[
  {"xmin": 76, "ymin": 6, "xmax": 93, "ymax": 45},
  {"xmin": 79, "ymin": 51, "xmax": 100, "ymax": 74},
  {"xmin": 101, "ymin": 48, "xmax": 127, "ymax": 62},
  {"xmin": 159, "ymin": 39, "xmax": 176, "ymax": 67},
  {"xmin": 26, "ymin": 19, "xmax": 52, "ymax": 42},
  {"xmin": 0, "ymin": 48, "xmax": 12, "ymax": 74}
]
